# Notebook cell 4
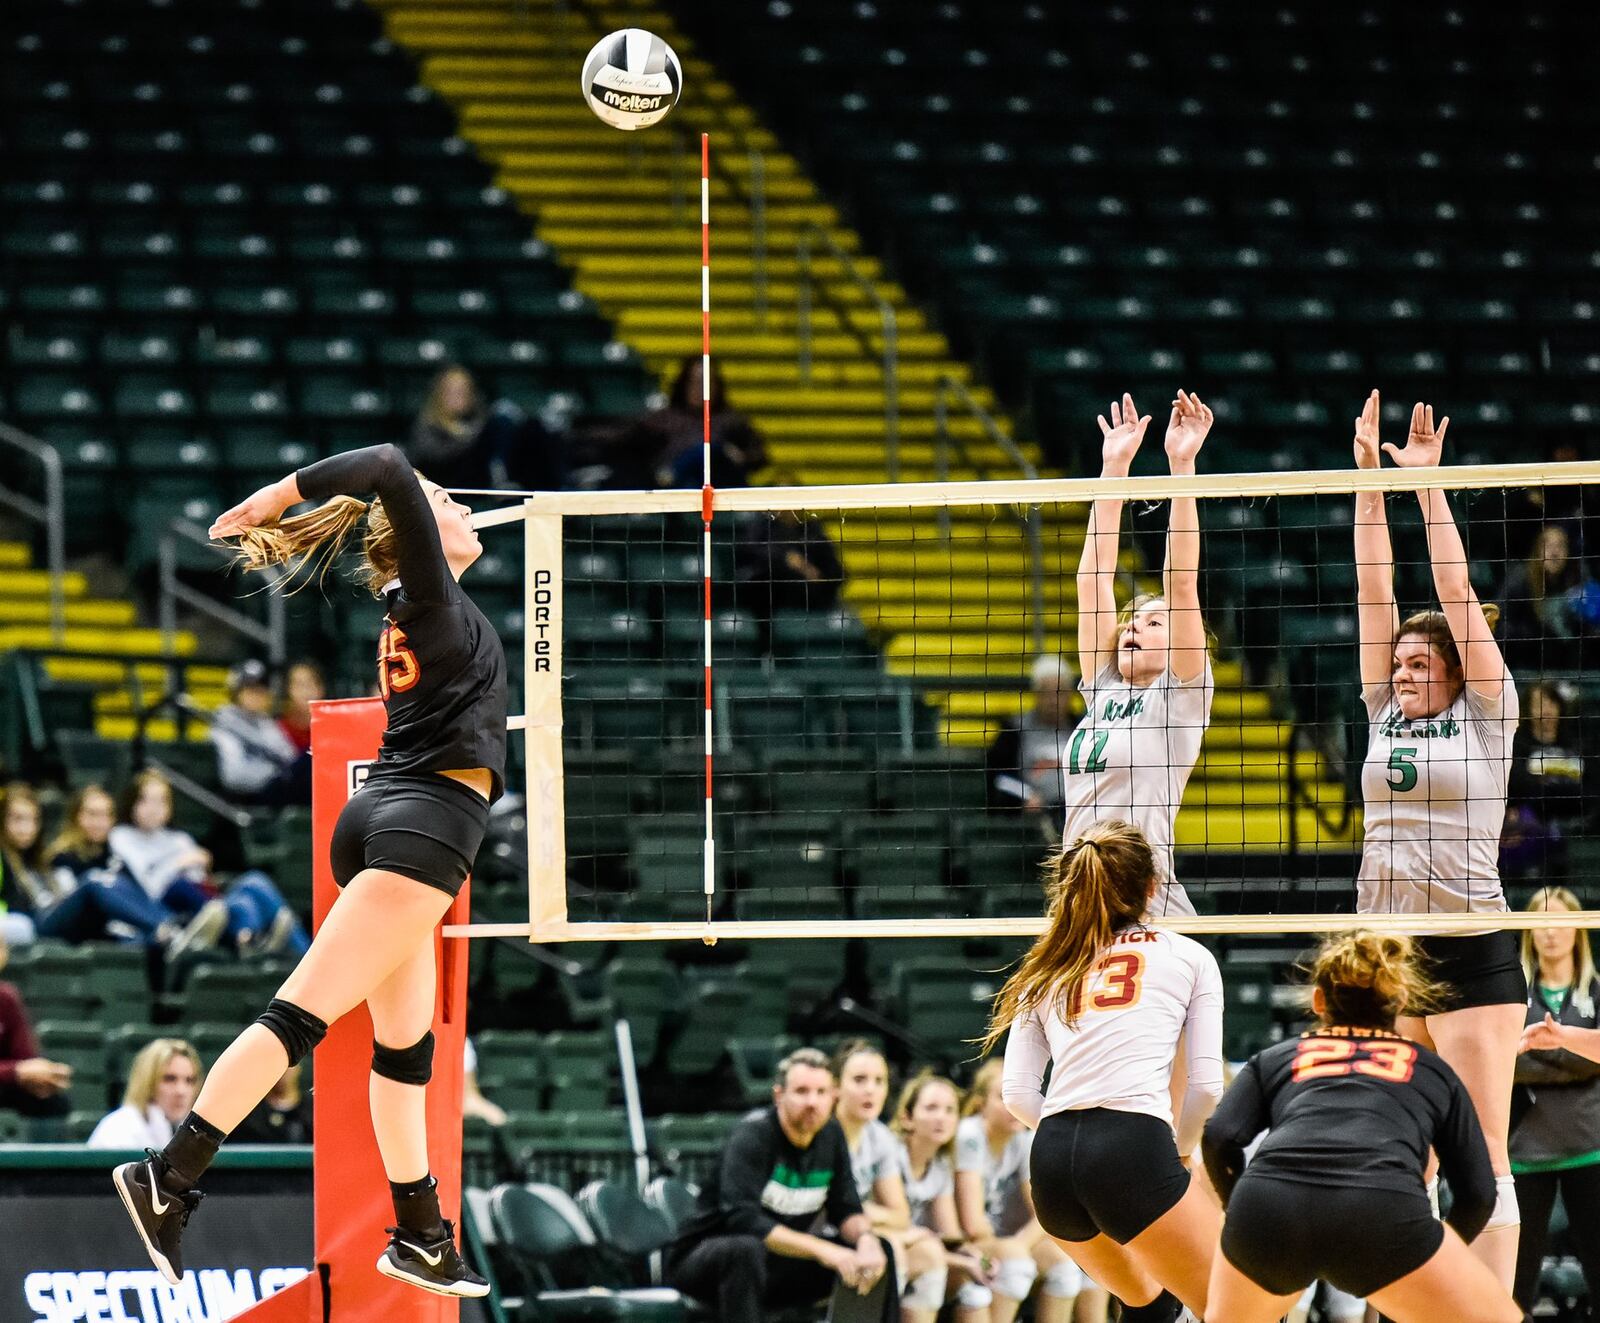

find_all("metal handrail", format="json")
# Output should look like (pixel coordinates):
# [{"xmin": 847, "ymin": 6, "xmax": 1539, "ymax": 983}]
[
  {"xmin": 796, "ymin": 224, "xmax": 900, "ymax": 480},
  {"xmin": 0, "ymin": 420, "xmax": 66, "ymax": 642},
  {"xmin": 158, "ymin": 518, "xmax": 286, "ymax": 664},
  {"xmin": 932, "ymin": 376, "xmax": 1047, "ymax": 655}
]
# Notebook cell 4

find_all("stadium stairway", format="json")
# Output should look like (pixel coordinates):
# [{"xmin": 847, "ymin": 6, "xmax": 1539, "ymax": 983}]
[
  {"xmin": 374, "ymin": 0, "xmax": 1356, "ymax": 852},
  {"xmin": 0, "ymin": 536, "xmax": 219, "ymax": 746}
]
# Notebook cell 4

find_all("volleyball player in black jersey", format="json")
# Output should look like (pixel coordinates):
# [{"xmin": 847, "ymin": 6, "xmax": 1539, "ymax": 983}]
[
  {"xmin": 113, "ymin": 444, "xmax": 504, "ymax": 1299},
  {"xmin": 1201, "ymin": 932, "xmax": 1518, "ymax": 1323}
]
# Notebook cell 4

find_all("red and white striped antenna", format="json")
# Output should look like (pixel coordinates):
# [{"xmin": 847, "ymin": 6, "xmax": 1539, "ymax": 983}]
[{"xmin": 700, "ymin": 131, "xmax": 716, "ymax": 939}]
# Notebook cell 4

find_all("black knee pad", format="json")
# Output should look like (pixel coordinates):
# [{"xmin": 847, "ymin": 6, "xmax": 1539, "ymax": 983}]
[
  {"xmin": 254, "ymin": 998, "xmax": 328, "ymax": 1066},
  {"xmin": 1121, "ymin": 1290, "xmax": 1182, "ymax": 1323},
  {"xmin": 372, "ymin": 1031, "xmax": 435, "ymax": 1086}
]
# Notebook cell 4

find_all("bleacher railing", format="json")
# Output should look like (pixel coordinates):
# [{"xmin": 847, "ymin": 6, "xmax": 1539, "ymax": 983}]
[
  {"xmin": 157, "ymin": 517, "xmax": 285, "ymax": 665},
  {"xmin": 0, "ymin": 419, "xmax": 65, "ymax": 642}
]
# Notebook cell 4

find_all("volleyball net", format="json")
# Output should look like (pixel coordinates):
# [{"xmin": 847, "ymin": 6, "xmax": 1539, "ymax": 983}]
[{"xmin": 458, "ymin": 459, "xmax": 1600, "ymax": 941}]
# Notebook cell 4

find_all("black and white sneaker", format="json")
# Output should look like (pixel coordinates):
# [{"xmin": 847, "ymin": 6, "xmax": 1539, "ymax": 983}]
[
  {"xmin": 375, "ymin": 1221, "xmax": 489, "ymax": 1298},
  {"xmin": 112, "ymin": 1151, "xmax": 204, "ymax": 1285}
]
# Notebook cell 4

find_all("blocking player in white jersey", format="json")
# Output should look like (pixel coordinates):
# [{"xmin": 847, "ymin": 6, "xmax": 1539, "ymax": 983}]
[
  {"xmin": 986, "ymin": 820, "xmax": 1225, "ymax": 1323},
  {"xmin": 1067, "ymin": 391, "xmax": 1216, "ymax": 920},
  {"xmin": 889, "ymin": 1072, "xmax": 994, "ymax": 1323},
  {"xmin": 1352, "ymin": 391, "xmax": 1525, "ymax": 1287}
]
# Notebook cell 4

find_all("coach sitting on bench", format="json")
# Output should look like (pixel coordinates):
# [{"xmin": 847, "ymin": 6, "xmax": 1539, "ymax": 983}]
[{"xmin": 666, "ymin": 1047, "xmax": 890, "ymax": 1323}]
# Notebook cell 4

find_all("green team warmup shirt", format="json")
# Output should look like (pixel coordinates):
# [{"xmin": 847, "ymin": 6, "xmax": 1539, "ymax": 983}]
[{"xmin": 673, "ymin": 1106, "xmax": 864, "ymax": 1244}]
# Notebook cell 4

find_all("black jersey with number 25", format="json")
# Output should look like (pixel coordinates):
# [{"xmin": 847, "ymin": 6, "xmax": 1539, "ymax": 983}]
[
  {"xmin": 296, "ymin": 444, "xmax": 508, "ymax": 801},
  {"xmin": 1201, "ymin": 1025, "xmax": 1496, "ymax": 1243}
]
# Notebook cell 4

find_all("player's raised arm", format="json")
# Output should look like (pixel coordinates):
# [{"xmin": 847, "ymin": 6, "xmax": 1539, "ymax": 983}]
[
  {"xmin": 1383, "ymin": 403, "xmax": 1506, "ymax": 701},
  {"xmin": 1353, "ymin": 389, "xmax": 1400, "ymax": 688},
  {"xmin": 1162, "ymin": 389, "xmax": 1213, "ymax": 684},
  {"xmin": 1077, "ymin": 393, "xmax": 1150, "ymax": 681}
]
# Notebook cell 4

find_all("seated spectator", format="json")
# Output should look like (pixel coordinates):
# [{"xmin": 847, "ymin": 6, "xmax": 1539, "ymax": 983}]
[
  {"xmin": 986, "ymin": 655, "xmax": 1076, "ymax": 837},
  {"xmin": 87, "ymin": 1037, "xmax": 201, "ymax": 1149},
  {"xmin": 32, "ymin": 785, "xmax": 220, "ymax": 956},
  {"xmin": 605, "ymin": 356, "xmax": 767, "ymax": 490},
  {"xmin": 0, "ymin": 933, "xmax": 72, "ymax": 1120},
  {"xmin": 1502, "ymin": 681, "xmax": 1590, "ymax": 882},
  {"xmin": 111, "ymin": 770, "xmax": 310, "ymax": 956},
  {"xmin": 0, "ymin": 781, "xmax": 50, "ymax": 945},
  {"xmin": 463, "ymin": 1038, "xmax": 507, "ymax": 1127},
  {"xmin": 210, "ymin": 660, "xmax": 311, "ymax": 807},
  {"xmin": 277, "ymin": 660, "xmax": 325, "ymax": 754},
  {"xmin": 406, "ymin": 364, "xmax": 561, "ymax": 493},
  {"xmin": 233, "ymin": 1065, "xmax": 311, "ymax": 1144},
  {"xmin": 666, "ymin": 1047, "xmax": 889, "ymax": 1323},
  {"xmin": 1502, "ymin": 524, "xmax": 1590, "ymax": 670},
  {"xmin": 734, "ymin": 507, "xmax": 844, "ymax": 617}
]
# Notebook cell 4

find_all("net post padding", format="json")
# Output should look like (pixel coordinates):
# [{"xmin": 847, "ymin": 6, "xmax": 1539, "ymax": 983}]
[
  {"xmin": 524, "ymin": 502, "xmax": 568, "ymax": 932},
  {"xmin": 252, "ymin": 697, "xmax": 468, "ymax": 1321}
]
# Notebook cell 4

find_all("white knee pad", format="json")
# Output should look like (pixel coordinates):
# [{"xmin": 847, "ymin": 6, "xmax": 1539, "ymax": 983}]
[
  {"xmin": 955, "ymin": 1281, "xmax": 993, "ymax": 1309},
  {"xmin": 992, "ymin": 1256, "xmax": 1038, "ymax": 1301},
  {"xmin": 1427, "ymin": 1176, "xmax": 1441, "ymax": 1220},
  {"xmin": 1042, "ymin": 1259, "xmax": 1084, "ymax": 1299},
  {"xmin": 902, "ymin": 1265, "xmax": 948, "ymax": 1311},
  {"xmin": 1487, "ymin": 1174, "xmax": 1521, "ymax": 1231}
]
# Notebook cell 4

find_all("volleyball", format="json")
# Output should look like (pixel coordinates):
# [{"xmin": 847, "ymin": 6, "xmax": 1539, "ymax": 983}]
[{"xmin": 580, "ymin": 28, "xmax": 682, "ymax": 131}]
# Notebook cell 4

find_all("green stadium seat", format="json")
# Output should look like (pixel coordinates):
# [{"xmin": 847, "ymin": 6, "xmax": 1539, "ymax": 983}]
[
  {"xmin": 760, "ymin": 749, "xmax": 873, "ymax": 814},
  {"xmin": 768, "ymin": 610, "xmax": 876, "ymax": 668}
]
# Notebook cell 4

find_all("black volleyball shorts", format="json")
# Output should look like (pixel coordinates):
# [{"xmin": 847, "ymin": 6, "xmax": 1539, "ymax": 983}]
[
  {"xmin": 330, "ymin": 771, "xmax": 489, "ymax": 898},
  {"xmin": 1415, "ymin": 930, "xmax": 1527, "ymax": 1012},
  {"xmin": 1221, "ymin": 1175, "xmax": 1443, "ymax": 1299},
  {"xmin": 1030, "ymin": 1108, "xmax": 1191, "ymax": 1245}
]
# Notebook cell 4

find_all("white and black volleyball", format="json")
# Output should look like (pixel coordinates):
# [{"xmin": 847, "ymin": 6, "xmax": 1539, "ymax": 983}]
[{"xmin": 581, "ymin": 28, "xmax": 683, "ymax": 131}]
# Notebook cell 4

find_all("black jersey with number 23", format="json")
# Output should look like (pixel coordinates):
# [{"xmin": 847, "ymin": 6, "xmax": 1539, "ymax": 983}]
[{"xmin": 296, "ymin": 444, "xmax": 508, "ymax": 801}]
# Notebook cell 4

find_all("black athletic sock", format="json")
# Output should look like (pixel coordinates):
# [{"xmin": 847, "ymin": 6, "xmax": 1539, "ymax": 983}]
[
  {"xmin": 158, "ymin": 1112, "xmax": 226, "ymax": 1194},
  {"xmin": 390, "ymin": 1174, "xmax": 445, "ymax": 1242},
  {"xmin": 1120, "ymin": 1289, "xmax": 1183, "ymax": 1323}
]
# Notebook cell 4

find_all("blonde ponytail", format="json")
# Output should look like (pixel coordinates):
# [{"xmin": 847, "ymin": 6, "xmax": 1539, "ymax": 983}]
[
  {"xmin": 979, "ymin": 819, "xmax": 1155, "ymax": 1055},
  {"xmin": 1310, "ymin": 931, "xmax": 1442, "ymax": 1028},
  {"xmin": 229, "ymin": 495, "xmax": 399, "ymax": 596}
]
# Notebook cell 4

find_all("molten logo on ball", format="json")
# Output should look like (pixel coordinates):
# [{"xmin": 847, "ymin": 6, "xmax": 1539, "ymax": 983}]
[{"xmin": 582, "ymin": 28, "xmax": 682, "ymax": 131}]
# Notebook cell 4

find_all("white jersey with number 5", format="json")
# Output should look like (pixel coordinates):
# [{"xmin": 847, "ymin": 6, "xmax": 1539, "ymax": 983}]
[
  {"xmin": 1058, "ymin": 661, "xmax": 1214, "ymax": 918},
  {"xmin": 1001, "ymin": 926, "xmax": 1224, "ymax": 1127},
  {"xmin": 1358, "ymin": 674, "xmax": 1517, "ymax": 916}
]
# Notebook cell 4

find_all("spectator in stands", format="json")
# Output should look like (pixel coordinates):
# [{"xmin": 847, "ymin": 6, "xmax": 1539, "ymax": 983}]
[
  {"xmin": 606, "ymin": 356, "xmax": 767, "ymax": 490},
  {"xmin": 1502, "ymin": 525, "xmax": 1587, "ymax": 670},
  {"xmin": 0, "ymin": 781, "xmax": 49, "ymax": 945},
  {"xmin": 407, "ymin": 364, "xmax": 559, "ymax": 493},
  {"xmin": 1501, "ymin": 682, "xmax": 1589, "ymax": 882},
  {"xmin": 233, "ymin": 1064, "xmax": 311, "ymax": 1145},
  {"xmin": 87, "ymin": 1038, "xmax": 201, "ymax": 1149},
  {"xmin": 985, "ymin": 655, "xmax": 1076, "ymax": 836},
  {"xmin": 0, "ymin": 932, "xmax": 72, "ymax": 1120},
  {"xmin": 666, "ymin": 1046, "xmax": 888, "ymax": 1323},
  {"xmin": 956, "ymin": 1060, "xmax": 1102, "ymax": 1323},
  {"xmin": 1512, "ymin": 887, "xmax": 1600, "ymax": 1313},
  {"xmin": 734, "ymin": 505, "xmax": 845, "ymax": 616},
  {"xmin": 463, "ymin": 1038, "xmax": 507, "ymax": 1127},
  {"xmin": 31, "ymin": 785, "xmax": 222, "ymax": 956},
  {"xmin": 112, "ymin": 770, "xmax": 310, "ymax": 957},
  {"xmin": 277, "ymin": 660, "xmax": 325, "ymax": 754},
  {"xmin": 210, "ymin": 659, "xmax": 312, "ymax": 807}
]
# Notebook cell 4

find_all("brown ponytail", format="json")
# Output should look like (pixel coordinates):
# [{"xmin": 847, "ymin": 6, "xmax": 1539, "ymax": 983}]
[
  {"xmin": 980, "ymin": 819, "xmax": 1156, "ymax": 1055},
  {"xmin": 1309, "ymin": 931, "xmax": 1442, "ymax": 1029},
  {"xmin": 230, "ymin": 495, "xmax": 399, "ymax": 596}
]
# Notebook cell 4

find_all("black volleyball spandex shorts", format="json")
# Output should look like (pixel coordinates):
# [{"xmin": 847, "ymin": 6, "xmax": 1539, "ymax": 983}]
[
  {"xmin": 1415, "ymin": 930, "xmax": 1528, "ymax": 1012},
  {"xmin": 1221, "ymin": 1175, "xmax": 1443, "ymax": 1299},
  {"xmin": 1030, "ymin": 1108, "xmax": 1192, "ymax": 1245},
  {"xmin": 330, "ymin": 771, "xmax": 489, "ymax": 898}
]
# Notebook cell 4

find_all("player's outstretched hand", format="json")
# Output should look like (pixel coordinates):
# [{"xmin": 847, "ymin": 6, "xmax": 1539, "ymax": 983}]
[
  {"xmin": 1381, "ymin": 401, "xmax": 1449, "ymax": 469},
  {"xmin": 1520, "ymin": 1012, "xmax": 1567, "ymax": 1053},
  {"xmin": 1164, "ymin": 389, "xmax": 1214, "ymax": 469},
  {"xmin": 1353, "ymin": 389, "xmax": 1381, "ymax": 470},
  {"xmin": 1097, "ymin": 392, "xmax": 1152, "ymax": 476},
  {"xmin": 210, "ymin": 478, "xmax": 295, "ymax": 541}
]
